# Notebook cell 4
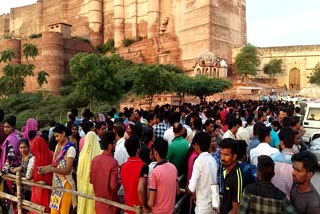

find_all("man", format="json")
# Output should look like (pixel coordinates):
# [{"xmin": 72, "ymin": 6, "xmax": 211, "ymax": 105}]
[
  {"xmin": 238, "ymin": 155, "xmax": 297, "ymax": 214},
  {"xmin": 236, "ymin": 118, "xmax": 250, "ymax": 144},
  {"xmin": 291, "ymin": 151, "xmax": 320, "ymax": 213},
  {"xmin": 187, "ymin": 117, "xmax": 203, "ymax": 144},
  {"xmin": 270, "ymin": 127, "xmax": 295, "ymax": 198},
  {"xmin": 146, "ymin": 112, "xmax": 156, "ymax": 128},
  {"xmin": 269, "ymin": 120, "xmax": 280, "ymax": 149},
  {"xmin": 237, "ymin": 140, "xmax": 257, "ymax": 189},
  {"xmin": 148, "ymin": 136, "xmax": 179, "ymax": 214},
  {"xmin": 245, "ymin": 116, "xmax": 254, "ymax": 139},
  {"xmin": 121, "ymin": 135, "xmax": 149, "ymax": 213},
  {"xmin": 222, "ymin": 118, "xmax": 239, "ymax": 140},
  {"xmin": 220, "ymin": 138, "xmax": 243, "ymax": 214},
  {"xmin": 291, "ymin": 115, "xmax": 307, "ymax": 152},
  {"xmin": 167, "ymin": 122, "xmax": 189, "ymax": 175},
  {"xmin": 247, "ymin": 122, "xmax": 265, "ymax": 155},
  {"xmin": 163, "ymin": 112, "xmax": 180, "ymax": 144},
  {"xmin": 188, "ymin": 132, "xmax": 219, "ymax": 214},
  {"xmin": 113, "ymin": 122, "xmax": 129, "ymax": 167},
  {"xmin": 204, "ymin": 119, "xmax": 215, "ymax": 137},
  {"xmin": 250, "ymin": 126, "xmax": 279, "ymax": 166},
  {"xmin": 154, "ymin": 112, "xmax": 169, "ymax": 138},
  {"xmin": 90, "ymin": 131, "xmax": 119, "ymax": 214},
  {"xmin": 95, "ymin": 121, "xmax": 107, "ymax": 149}
]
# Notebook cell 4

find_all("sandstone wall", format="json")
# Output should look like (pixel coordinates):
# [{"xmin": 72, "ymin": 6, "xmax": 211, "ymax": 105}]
[
  {"xmin": 8, "ymin": 3, "xmax": 39, "ymax": 38},
  {"xmin": 211, "ymin": 0, "xmax": 246, "ymax": 62},
  {"xmin": 232, "ymin": 45, "xmax": 320, "ymax": 90},
  {"xmin": 0, "ymin": 33, "xmax": 94, "ymax": 94},
  {"xmin": 0, "ymin": 14, "xmax": 10, "ymax": 39}
]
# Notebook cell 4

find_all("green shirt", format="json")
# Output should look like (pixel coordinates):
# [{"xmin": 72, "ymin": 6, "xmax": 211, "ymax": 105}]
[{"xmin": 167, "ymin": 136, "xmax": 189, "ymax": 175}]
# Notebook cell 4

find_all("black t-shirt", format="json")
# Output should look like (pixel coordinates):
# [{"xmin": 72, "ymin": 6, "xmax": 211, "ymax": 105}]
[
  {"xmin": 220, "ymin": 163, "xmax": 243, "ymax": 214},
  {"xmin": 290, "ymin": 183, "xmax": 320, "ymax": 214}
]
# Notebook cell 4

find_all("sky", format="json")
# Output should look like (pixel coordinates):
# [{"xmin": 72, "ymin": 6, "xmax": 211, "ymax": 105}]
[{"xmin": 1, "ymin": 0, "xmax": 320, "ymax": 47}]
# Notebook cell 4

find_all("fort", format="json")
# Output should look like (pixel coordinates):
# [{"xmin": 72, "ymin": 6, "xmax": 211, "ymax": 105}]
[{"xmin": 0, "ymin": 0, "xmax": 246, "ymax": 93}]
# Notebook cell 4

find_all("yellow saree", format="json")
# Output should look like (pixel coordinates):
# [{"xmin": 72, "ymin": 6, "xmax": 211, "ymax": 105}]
[{"xmin": 77, "ymin": 131, "xmax": 102, "ymax": 214}]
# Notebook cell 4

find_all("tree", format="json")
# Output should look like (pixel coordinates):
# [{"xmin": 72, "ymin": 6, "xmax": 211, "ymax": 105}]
[
  {"xmin": 23, "ymin": 43, "xmax": 39, "ymax": 61},
  {"xmin": 188, "ymin": 75, "xmax": 232, "ymax": 103},
  {"xmin": 171, "ymin": 73, "xmax": 193, "ymax": 104},
  {"xmin": 131, "ymin": 64, "xmax": 174, "ymax": 108},
  {"xmin": 0, "ymin": 49, "xmax": 15, "ymax": 63},
  {"xmin": 69, "ymin": 53, "xmax": 123, "ymax": 111},
  {"xmin": 37, "ymin": 70, "xmax": 49, "ymax": 88},
  {"xmin": 235, "ymin": 43, "xmax": 260, "ymax": 77},
  {"xmin": 308, "ymin": 63, "xmax": 320, "ymax": 85},
  {"xmin": 263, "ymin": 59, "xmax": 283, "ymax": 85},
  {"xmin": 0, "ymin": 44, "xmax": 45, "ymax": 97}
]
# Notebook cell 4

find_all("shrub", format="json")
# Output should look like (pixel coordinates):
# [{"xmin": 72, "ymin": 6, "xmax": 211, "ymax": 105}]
[
  {"xmin": 29, "ymin": 33, "xmax": 42, "ymax": 39},
  {"xmin": 123, "ymin": 38, "xmax": 135, "ymax": 47}
]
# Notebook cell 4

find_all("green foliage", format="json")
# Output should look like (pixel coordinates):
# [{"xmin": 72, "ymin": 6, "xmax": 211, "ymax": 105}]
[
  {"xmin": 187, "ymin": 75, "xmax": 232, "ymax": 103},
  {"xmin": 37, "ymin": 70, "xmax": 49, "ymax": 87},
  {"xmin": 123, "ymin": 38, "xmax": 135, "ymax": 47},
  {"xmin": 23, "ymin": 43, "xmax": 39, "ymax": 61},
  {"xmin": 29, "ymin": 33, "xmax": 42, "ymax": 39},
  {"xmin": 0, "ymin": 49, "xmax": 15, "ymax": 63},
  {"xmin": 0, "ymin": 44, "xmax": 48, "ymax": 97},
  {"xmin": 3, "ymin": 34, "xmax": 13, "ymax": 39},
  {"xmin": 69, "ymin": 53, "xmax": 123, "ymax": 110},
  {"xmin": 96, "ymin": 38, "xmax": 116, "ymax": 54},
  {"xmin": 235, "ymin": 44, "xmax": 260, "ymax": 76},
  {"xmin": 71, "ymin": 36, "xmax": 91, "ymax": 44},
  {"xmin": 171, "ymin": 73, "xmax": 193, "ymax": 104},
  {"xmin": 263, "ymin": 59, "xmax": 283, "ymax": 78},
  {"xmin": 131, "ymin": 64, "xmax": 175, "ymax": 106},
  {"xmin": 308, "ymin": 63, "xmax": 320, "ymax": 85}
]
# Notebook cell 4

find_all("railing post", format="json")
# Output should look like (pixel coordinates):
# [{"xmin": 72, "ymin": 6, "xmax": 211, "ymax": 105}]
[{"xmin": 16, "ymin": 171, "xmax": 22, "ymax": 214}]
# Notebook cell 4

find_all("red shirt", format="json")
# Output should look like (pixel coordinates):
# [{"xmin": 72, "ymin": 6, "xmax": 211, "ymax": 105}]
[
  {"xmin": 90, "ymin": 151, "xmax": 119, "ymax": 214},
  {"xmin": 120, "ymin": 156, "xmax": 148, "ymax": 214}
]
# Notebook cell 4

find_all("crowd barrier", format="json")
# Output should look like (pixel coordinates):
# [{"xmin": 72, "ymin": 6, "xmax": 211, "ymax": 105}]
[{"xmin": 1, "ymin": 172, "xmax": 187, "ymax": 214}]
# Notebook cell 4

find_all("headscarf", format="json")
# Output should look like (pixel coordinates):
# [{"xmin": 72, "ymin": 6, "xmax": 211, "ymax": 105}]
[
  {"xmin": 30, "ymin": 136, "xmax": 53, "ymax": 211},
  {"xmin": 77, "ymin": 131, "xmax": 102, "ymax": 213},
  {"xmin": 30, "ymin": 137, "xmax": 53, "ymax": 184},
  {"xmin": 23, "ymin": 118, "xmax": 38, "ymax": 140}
]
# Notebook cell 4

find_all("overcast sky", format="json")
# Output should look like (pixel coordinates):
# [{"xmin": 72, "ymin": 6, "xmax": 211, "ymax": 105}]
[{"xmin": 1, "ymin": 0, "xmax": 320, "ymax": 47}]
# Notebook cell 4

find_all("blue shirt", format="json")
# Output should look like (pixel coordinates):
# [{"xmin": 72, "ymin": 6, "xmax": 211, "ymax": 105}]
[
  {"xmin": 239, "ymin": 161, "xmax": 257, "ymax": 188},
  {"xmin": 247, "ymin": 137, "xmax": 260, "ymax": 155},
  {"xmin": 270, "ymin": 128, "xmax": 280, "ymax": 148},
  {"xmin": 270, "ymin": 149, "xmax": 293, "ymax": 164}
]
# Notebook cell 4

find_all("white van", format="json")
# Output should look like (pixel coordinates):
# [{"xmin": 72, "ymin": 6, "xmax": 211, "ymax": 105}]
[{"xmin": 301, "ymin": 101, "xmax": 320, "ymax": 143}]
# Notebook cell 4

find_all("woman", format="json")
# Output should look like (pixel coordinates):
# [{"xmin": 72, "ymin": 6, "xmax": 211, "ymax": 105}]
[
  {"xmin": 12, "ymin": 139, "xmax": 33, "ymax": 203},
  {"xmin": 22, "ymin": 118, "xmax": 39, "ymax": 140},
  {"xmin": 77, "ymin": 131, "xmax": 102, "ymax": 214},
  {"xmin": 0, "ymin": 116, "xmax": 20, "ymax": 170},
  {"xmin": 27, "ymin": 136, "xmax": 53, "ymax": 214},
  {"xmin": 69, "ymin": 124, "xmax": 80, "ymax": 149},
  {"xmin": 0, "ymin": 116, "xmax": 20, "ymax": 213},
  {"xmin": 38, "ymin": 124, "xmax": 76, "ymax": 214}
]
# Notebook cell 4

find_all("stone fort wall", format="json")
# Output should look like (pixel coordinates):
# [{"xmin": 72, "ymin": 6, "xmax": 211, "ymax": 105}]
[
  {"xmin": 0, "ymin": 32, "xmax": 94, "ymax": 93},
  {"xmin": 0, "ymin": 0, "xmax": 246, "ymax": 93},
  {"xmin": 232, "ymin": 45, "xmax": 320, "ymax": 91}
]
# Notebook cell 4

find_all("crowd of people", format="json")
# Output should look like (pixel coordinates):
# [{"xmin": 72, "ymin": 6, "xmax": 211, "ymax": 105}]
[{"xmin": 0, "ymin": 99, "xmax": 319, "ymax": 214}]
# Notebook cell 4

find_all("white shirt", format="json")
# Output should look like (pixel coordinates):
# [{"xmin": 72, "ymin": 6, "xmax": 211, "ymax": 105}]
[
  {"xmin": 222, "ymin": 129, "xmax": 236, "ymax": 139},
  {"xmin": 114, "ymin": 137, "xmax": 129, "ymax": 167},
  {"xmin": 245, "ymin": 125, "xmax": 254, "ymax": 139},
  {"xmin": 236, "ymin": 127, "xmax": 250, "ymax": 144},
  {"xmin": 250, "ymin": 143, "xmax": 280, "ymax": 166},
  {"xmin": 188, "ymin": 152, "xmax": 218, "ymax": 211},
  {"xmin": 163, "ymin": 127, "xmax": 175, "ymax": 144}
]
